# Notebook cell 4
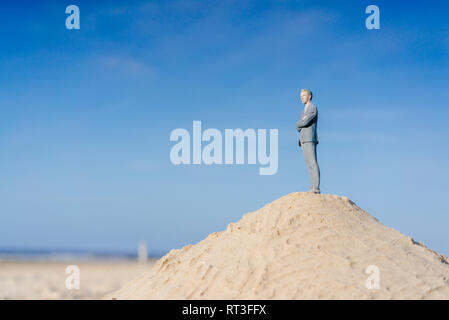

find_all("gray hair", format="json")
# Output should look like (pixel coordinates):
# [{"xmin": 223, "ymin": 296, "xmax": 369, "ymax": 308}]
[{"xmin": 301, "ymin": 89, "xmax": 313, "ymax": 100}]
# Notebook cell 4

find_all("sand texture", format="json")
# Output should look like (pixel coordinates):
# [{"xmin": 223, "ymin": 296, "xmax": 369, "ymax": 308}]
[
  {"xmin": 105, "ymin": 192, "xmax": 449, "ymax": 299},
  {"xmin": 0, "ymin": 261, "xmax": 154, "ymax": 299}
]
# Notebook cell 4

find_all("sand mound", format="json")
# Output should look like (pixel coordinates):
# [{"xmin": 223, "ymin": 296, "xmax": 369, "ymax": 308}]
[{"xmin": 104, "ymin": 192, "xmax": 449, "ymax": 299}]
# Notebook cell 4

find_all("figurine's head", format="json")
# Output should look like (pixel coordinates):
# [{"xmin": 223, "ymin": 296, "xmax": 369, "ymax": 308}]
[{"xmin": 300, "ymin": 89, "xmax": 312, "ymax": 104}]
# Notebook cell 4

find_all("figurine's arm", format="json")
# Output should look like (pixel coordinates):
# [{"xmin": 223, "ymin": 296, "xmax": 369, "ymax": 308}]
[{"xmin": 296, "ymin": 105, "xmax": 317, "ymax": 130}]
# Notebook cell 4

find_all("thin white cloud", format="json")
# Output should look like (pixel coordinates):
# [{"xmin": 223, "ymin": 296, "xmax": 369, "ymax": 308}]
[
  {"xmin": 94, "ymin": 55, "xmax": 157, "ymax": 78},
  {"xmin": 326, "ymin": 107, "xmax": 406, "ymax": 121},
  {"xmin": 323, "ymin": 131, "xmax": 400, "ymax": 144},
  {"xmin": 100, "ymin": 7, "xmax": 134, "ymax": 16},
  {"xmin": 127, "ymin": 159, "xmax": 160, "ymax": 172}
]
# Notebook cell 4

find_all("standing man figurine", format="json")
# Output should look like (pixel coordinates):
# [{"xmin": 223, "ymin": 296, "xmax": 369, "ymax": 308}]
[{"xmin": 296, "ymin": 89, "xmax": 320, "ymax": 194}]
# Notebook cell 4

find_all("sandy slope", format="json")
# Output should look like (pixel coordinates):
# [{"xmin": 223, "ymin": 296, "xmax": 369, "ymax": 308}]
[{"xmin": 105, "ymin": 192, "xmax": 449, "ymax": 299}]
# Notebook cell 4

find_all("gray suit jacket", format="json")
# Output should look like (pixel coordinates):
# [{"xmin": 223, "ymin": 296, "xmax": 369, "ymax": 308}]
[{"xmin": 296, "ymin": 103, "xmax": 319, "ymax": 146}]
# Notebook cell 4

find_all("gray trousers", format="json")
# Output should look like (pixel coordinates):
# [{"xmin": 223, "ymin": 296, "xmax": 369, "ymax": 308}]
[{"xmin": 301, "ymin": 142, "xmax": 320, "ymax": 190}]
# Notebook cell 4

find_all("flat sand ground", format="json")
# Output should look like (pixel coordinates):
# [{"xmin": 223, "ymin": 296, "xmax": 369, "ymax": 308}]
[{"xmin": 0, "ymin": 260, "xmax": 155, "ymax": 299}]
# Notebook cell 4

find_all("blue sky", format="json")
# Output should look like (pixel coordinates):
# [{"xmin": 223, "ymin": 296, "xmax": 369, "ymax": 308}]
[{"xmin": 0, "ymin": 0, "xmax": 448, "ymax": 256}]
